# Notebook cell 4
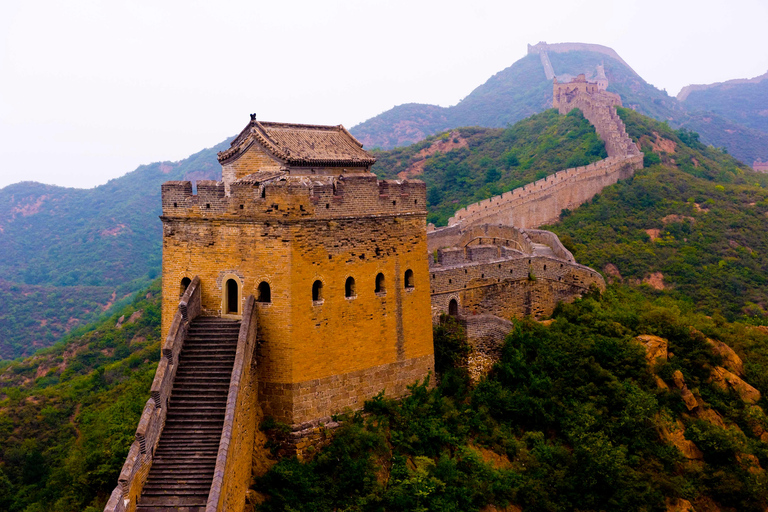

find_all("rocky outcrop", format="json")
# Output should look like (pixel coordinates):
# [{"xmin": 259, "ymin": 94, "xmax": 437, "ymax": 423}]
[
  {"xmin": 658, "ymin": 415, "xmax": 703, "ymax": 460},
  {"xmin": 710, "ymin": 366, "xmax": 761, "ymax": 404},
  {"xmin": 665, "ymin": 498, "xmax": 695, "ymax": 512},
  {"xmin": 705, "ymin": 338, "xmax": 744, "ymax": 375},
  {"xmin": 672, "ymin": 370, "xmax": 700, "ymax": 411},
  {"xmin": 634, "ymin": 335, "xmax": 668, "ymax": 365}
]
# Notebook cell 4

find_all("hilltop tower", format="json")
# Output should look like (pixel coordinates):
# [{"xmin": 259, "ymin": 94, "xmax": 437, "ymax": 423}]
[{"xmin": 159, "ymin": 118, "xmax": 434, "ymax": 425}]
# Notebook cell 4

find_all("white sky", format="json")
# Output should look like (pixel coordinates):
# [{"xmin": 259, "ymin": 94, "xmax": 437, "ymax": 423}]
[{"xmin": 1, "ymin": 0, "xmax": 767, "ymax": 190}]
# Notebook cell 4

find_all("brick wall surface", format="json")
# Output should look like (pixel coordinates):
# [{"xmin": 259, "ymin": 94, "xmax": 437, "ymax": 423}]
[
  {"xmin": 430, "ymin": 252, "xmax": 604, "ymax": 321},
  {"xmin": 161, "ymin": 173, "xmax": 434, "ymax": 425}
]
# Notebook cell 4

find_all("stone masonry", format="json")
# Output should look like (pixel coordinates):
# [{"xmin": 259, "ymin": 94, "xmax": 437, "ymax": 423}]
[{"xmin": 160, "ymin": 120, "xmax": 434, "ymax": 427}]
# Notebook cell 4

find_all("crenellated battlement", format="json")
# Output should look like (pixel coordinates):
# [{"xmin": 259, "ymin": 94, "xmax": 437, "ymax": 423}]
[{"xmin": 161, "ymin": 174, "xmax": 426, "ymax": 221}]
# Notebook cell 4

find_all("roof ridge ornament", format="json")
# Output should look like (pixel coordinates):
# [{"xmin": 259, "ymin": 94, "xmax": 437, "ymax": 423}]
[{"xmin": 250, "ymin": 113, "xmax": 257, "ymax": 121}]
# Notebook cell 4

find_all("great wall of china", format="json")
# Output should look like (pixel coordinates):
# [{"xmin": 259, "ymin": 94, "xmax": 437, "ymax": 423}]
[
  {"xmin": 106, "ymin": 57, "xmax": 645, "ymax": 512},
  {"xmin": 426, "ymin": 71, "xmax": 644, "ymax": 379},
  {"xmin": 442, "ymin": 75, "xmax": 643, "ymax": 230}
]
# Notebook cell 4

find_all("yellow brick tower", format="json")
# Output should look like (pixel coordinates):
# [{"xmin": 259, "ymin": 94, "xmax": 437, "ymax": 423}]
[{"xmin": 160, "ymin": 116, "xmax": 434, "ymax": 425}]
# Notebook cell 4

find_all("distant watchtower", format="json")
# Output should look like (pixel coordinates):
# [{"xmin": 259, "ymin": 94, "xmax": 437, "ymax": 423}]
[{"xmin": 160, "ymin": 117, "xmax": 434, "ymax": 425}]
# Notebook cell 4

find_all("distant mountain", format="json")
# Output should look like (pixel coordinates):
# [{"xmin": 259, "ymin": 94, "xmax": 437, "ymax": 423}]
[
  {"xmin": 679, "ymin": 71, "xmax": 768, "ymax": 139},
  {"xmin": 351, "ymin": 43, "xmax": 768, "ymax": 167},
  {"xmin": 0, "ymin": 141, "xmax": 225, "ymax": 358}
]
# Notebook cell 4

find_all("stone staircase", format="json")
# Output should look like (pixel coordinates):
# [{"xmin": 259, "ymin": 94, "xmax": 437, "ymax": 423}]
[{"xmin": 136, "ymin": 317, "xmax": 240, "ymax": 512}]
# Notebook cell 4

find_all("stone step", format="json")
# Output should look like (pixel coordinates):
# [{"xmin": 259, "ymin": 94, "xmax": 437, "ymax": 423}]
[
  {"xmin": 143, "ymin": 464, "xmax": 216, "ymax": 473},
  {"xmin": 179, "ymin": 348, "xmax": 237, "ymax": 355},
  {"xmin": 175, "ymin": 361, "xmax": 235, "ymax": 368},
  {"xmin": 141, "ymin": 488, "xmax": 211, "ymax": 496},
  {"xmin": 138, "ymin": 317, "xmax": 239, "ymax": 506},
  {"xmin": 172, "ymin": 373, "xmax": 232, "ymax": 380}
]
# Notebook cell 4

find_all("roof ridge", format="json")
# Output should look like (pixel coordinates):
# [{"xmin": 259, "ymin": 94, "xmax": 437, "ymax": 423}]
[{"xmin": 259, "ymin": 121, "xmax": 343, "ymax": 131}]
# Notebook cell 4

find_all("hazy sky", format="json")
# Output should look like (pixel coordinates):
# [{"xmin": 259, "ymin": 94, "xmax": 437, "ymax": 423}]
[{"xmin": 1, "ymin": 0, "xmax": 767, "ymax": 190}]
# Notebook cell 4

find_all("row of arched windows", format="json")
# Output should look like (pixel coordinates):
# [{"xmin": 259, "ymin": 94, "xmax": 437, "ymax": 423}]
[
  {"xmin": 327, "ymin": 269, "xmax": 415, "ymax": 301},
  {"xmin": 180, "ymin": 269, "xmax": 416, "ymax": 316}
]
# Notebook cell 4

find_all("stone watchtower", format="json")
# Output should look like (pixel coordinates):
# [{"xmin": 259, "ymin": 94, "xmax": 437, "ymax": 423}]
[{"xmin": 160, "ymin": 117, "xmax": 434, "ymax": 425}]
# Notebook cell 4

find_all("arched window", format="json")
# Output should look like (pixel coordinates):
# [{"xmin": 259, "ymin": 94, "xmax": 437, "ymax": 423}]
[
  {"xmin": 180, "ymin": 277, "xmax": 191, "ymax": 297},
  {"xmin": 448, "ymin": 299, "xmax": 458, "ymax": 317},
  {"xmin": 375, "ymin": 273, "xmax": 386, "ymax": 294},
  {"xmin": 345, "ymin": 277, "xmax": 356, "ymax": 298},
  {"xmin": 404, "ymin": 269, "xmax": 414, "ymax": 289},
  {"xmin": 257, "ymin": 281, "xmax": 271, "ymax": 303},
  {"xmin": 312, "ymin": 280, "xmax": 323, "ymax": 302},
  {"xmin": 225, "ymin": 279, "xmax": 239, "ymax": 314}
]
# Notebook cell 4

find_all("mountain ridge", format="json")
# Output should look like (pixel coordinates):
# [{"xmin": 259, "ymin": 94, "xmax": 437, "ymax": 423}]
[{"xmin": 350, "ymin": 43, "xmax": 768, "ymax": 169}]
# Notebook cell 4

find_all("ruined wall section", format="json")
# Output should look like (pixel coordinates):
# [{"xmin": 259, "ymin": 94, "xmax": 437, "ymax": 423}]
[
  {"xmin": 429, "ymin": 252, "xmax": 604, "ymax": 320},
  {"xmin": 447, "ymin": 88, "xmax": 643, "ymax": 230},
  {"xmin": 557, "ymin": 90, "xmax": 640, "ymax": 158},
  {"xmin": 427, "ymin": 224, "xmax": 535, "ymax": 254},
  {"xmin": 527, "ymin": 41, "xmax": 639, "ymax": 77}
]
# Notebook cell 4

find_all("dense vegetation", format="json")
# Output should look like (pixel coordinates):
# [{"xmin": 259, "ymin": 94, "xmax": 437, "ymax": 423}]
[
  {"xmin": 255, "ymin": 287, "xmax": 768, "ymax": 511},
  {"xmin": 549, "ymin": 108, "xmax": 768, "ymax": 320},
  {"xmin": 351, "ymin": 49, "xmax": 768, "ymax": 166},
  {"xmin": 4, "ymin": 101, "xmax": 768, "ymax": 510},
  {"xmin": 372, "ymin": 109, "xmax": 607, "ymax": 226},
  {"xmin": 0, "ymin": 282, "xmax": 162, "ymax": 511},
  {"xmin": 0, "ymin": 140, "xmax": 226, "ymax": 359}
]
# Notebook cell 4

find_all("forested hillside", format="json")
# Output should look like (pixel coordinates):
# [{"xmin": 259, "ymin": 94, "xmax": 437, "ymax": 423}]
[
  {"xmin": 549, "ymin": 108, "xmax": 768, "ymax": 320},
  {"xmin": 372, "ymin": 109, "xmax": 607, "ymax": 226},
  {"xmin": 3, "ymin": 107, "xmax": 768, "ymax": 511},
  {"xmin": 0, "ymin": 141, "xmax": 226, "ymax": 359},
  {"xmin": 0, "ymin": 282, "xmax": 162, "ymax": 511}
]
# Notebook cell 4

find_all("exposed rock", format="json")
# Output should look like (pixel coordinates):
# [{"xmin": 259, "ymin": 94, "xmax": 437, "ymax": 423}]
[
  {"xmin": 603, "ymin": 263, "xmax": 622, "ymax": 282},
  {"xmin": 705, "ymin": 338, "xmax": 743, "ymax": 375},
  {"xmin": 655, "ymin": 375, "xmax": 670, "ymax": 390},
  {"xmin": 634, "ymin": 334, "xmax": 668, "ymax": 365},
  {"xmin": 671, "ymin": 370, "xmax": 699, "ymax": 411},
  {"xmin": 658, "ymin": 416, "xmax": 703, "ymax": 460},
  {"xmin": 672, "ymin": 370, "xmax": 685, "ymax": 388},
  {"xmin": 665, "ymin": 498, "xmax": 695, "ymax": 512},
  {"xmin": 710, "ymin": 366, "xmax": 761, "ymax": 404},
  {"xmin": 127, "ymin": 310, "xmax": 143, "ymax": 324},
  {"xmin": 643, "ymin": 272, "xmax": 666, "ymax": 290},
  {"xmin": 115, "ymin": 315, "xmax": 125, "ymax": 329},
  {"xmin": 480, "ymin": 505, "xmax": 522, "ymax": 512},
  {"xmin": 737, "ymin": 452, "xmax": 763, "ymax": 474},
  {"xmin": 693, "ymin": 407, "xmax": 726, "ymax": 429},
  {"xmin": 645, "ymin": 228, "xmax": 661, "ymax": 241}
]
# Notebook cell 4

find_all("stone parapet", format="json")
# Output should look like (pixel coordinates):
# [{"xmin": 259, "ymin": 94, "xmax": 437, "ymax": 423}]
[
  {"xmin": 448, "ymin": 154, "xmax": 642, "ymax": 228},
  {"xmin": 430, "ymin": 250, "xmax": 604, "ymax": 321},
  {"xmin": 104, "ymin": 277, "xmax": 202, "ymax": 512},
  {"xmin": 161, "ymin": 174, "xmax": 426, "ymax": 222}
]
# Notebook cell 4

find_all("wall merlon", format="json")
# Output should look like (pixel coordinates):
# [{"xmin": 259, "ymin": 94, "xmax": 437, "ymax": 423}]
[{"xmin": 161, "ymin": 175, "xmax": 427, "ymax": 222}]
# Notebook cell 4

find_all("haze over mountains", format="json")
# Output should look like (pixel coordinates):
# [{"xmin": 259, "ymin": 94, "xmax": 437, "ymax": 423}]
[{"xmin": 350, "ymin": 42, "xmax": 768, "ymax": 169}]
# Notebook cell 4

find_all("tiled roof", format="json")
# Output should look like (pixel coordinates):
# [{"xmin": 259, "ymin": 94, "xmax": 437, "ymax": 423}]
[
  {"xmin": 218, "ymin": 119, "xmax": 376, "ymax": 167},
  {"xmin": 233, "ymin": 170, "xmax": 288, "ymax": 185}
]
